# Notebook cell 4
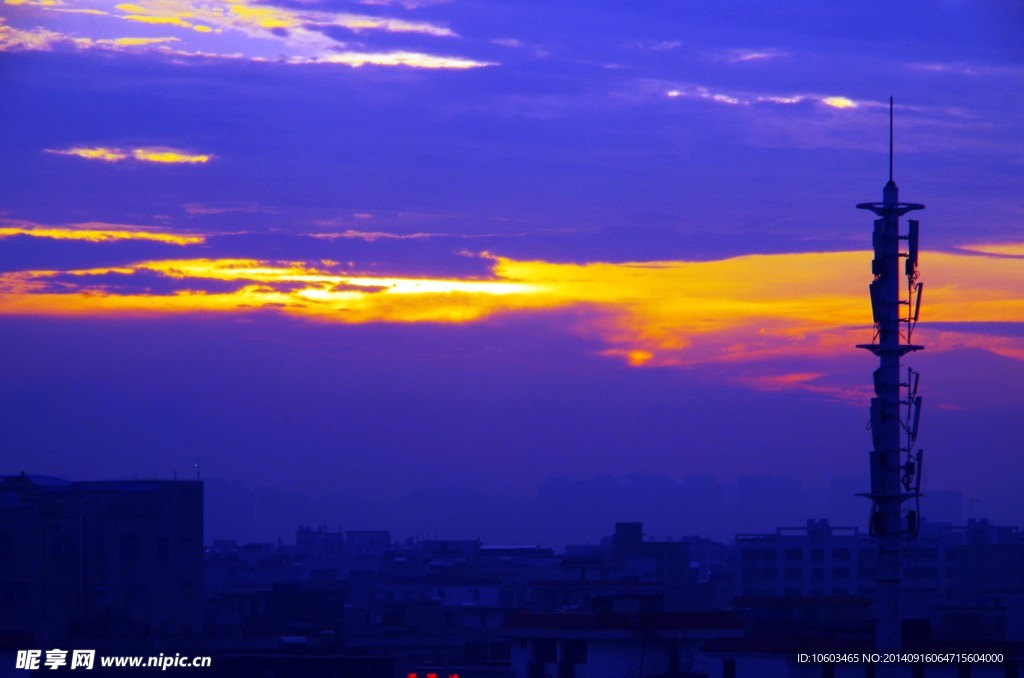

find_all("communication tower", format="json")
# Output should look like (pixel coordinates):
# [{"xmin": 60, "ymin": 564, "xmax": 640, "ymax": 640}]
[{"xmin": 855, "ymin": 97, "xmax": 925, "ymax": 657}]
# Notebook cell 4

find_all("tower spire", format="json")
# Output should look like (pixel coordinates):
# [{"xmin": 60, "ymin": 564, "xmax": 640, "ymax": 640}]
[{"xmin": 889, "ymin": 95, "xmax": 894, "ymax": 183}]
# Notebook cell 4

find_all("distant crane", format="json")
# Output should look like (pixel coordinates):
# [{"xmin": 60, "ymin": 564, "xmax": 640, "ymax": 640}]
[{"xmin": 855, "ymin": 97, "xmax": 925, "ymax": 660}]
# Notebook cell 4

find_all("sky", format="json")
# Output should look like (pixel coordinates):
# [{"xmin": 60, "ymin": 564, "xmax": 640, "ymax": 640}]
[{"xmin": 1, "ymin": 0, "xmax": 1023, "ymax": 544}]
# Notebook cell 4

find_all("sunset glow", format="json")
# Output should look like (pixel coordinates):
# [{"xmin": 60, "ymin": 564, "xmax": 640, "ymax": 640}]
[{"xmin": 3, "ymin": 248, "xmax": 1023, "ymax": 377}]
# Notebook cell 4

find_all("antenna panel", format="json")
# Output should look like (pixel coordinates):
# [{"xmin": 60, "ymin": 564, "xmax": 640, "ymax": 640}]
[
  {"xmin": 907, "ymin": 220, "xmax": 919, "ymax": 270},
  {"xmin": 870, "ymin": 398, "xmax": 884, "ymax": 449},
  {"xmin": 910, "ymin": 396, "xmax": 922, "ymax": 439},
  {"xmin": 869, "ymin": 280, "xmax": 884, "ymax": 324},
  {"xmin": 913, "ymin": 283, "xmax": 922, "ymax": 323}
]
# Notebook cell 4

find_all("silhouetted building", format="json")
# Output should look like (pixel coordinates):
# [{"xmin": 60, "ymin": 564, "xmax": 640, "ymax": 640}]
[
  {"xmin": 0, "ymin": 474, "xmax": 203, "ymax": 646},
  {"xmin": 735, "ymin": 519, "xmax": 869, "ymax": 598}
]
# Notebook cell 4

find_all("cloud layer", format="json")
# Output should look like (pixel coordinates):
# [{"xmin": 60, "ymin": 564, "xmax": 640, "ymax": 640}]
[
  {"xmin": 3, "ymin": 223, "xmax": 1024, "ymax": 401},
  {"xmin": 0, "ymin": 0, "xmax": 493, "ymax": 68}
]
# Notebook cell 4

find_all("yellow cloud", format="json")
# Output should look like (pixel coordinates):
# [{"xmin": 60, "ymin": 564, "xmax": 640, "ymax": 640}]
[
  {"xmin": 45, "ymin": 147, "xmax": 128, "ymax": 161},
  {"xmin": 107, "ymin": 0, "xmax": 456, "ymax": 40},
  {"xmin": 0, "ymin": 258, "xmax": 539, "ymax": 323},
  {"xmin": 228, "ymin": 3, "xmax": 292, "ymax": 30},
  {"xmin": 131, "ymin": 147, "xmax": 211, "ymax": 163},
  {"xmin": 113, "ymin": 1, "xmax": 203, "ymax": 31},
  {"xmin": 45, "ymin": 146, "xmax": 212, "ymax": 164},
  {"xmin": 120, "ymin": 13, "xmax": 197, "ymax": 29},
  {"xmin": 4, "ymin": 1, "xmax": 478, "ymax": 67},
  {"xmin": 120, "ymin": 13, "xmax": 178, "ymax": 23},
  {"xmin": 222, "ymin": 2, "xmax": 455, "ymax": 36},
  {"xmin": 0, "ymin": 222, "xmax": 204, "ymax": 245},
  {"xmin": 821, "ymin": 96, "xmax": 857, "ymax": 109}
]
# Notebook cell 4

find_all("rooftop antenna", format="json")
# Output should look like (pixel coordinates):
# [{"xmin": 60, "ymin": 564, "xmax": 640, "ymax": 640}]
[{"xmin": 855, "ymin": 97, "xmax": 926, "ymax": 666}]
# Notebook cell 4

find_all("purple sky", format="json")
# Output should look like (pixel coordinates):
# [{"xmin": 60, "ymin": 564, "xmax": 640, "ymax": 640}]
[{"xmin": 2, "ymin": 0, "xmax": 1023, "ymax": 543}]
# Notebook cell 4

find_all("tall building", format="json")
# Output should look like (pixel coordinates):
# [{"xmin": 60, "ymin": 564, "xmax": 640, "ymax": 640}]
[{"xmin": 0, "ymin": 474, "xmax": 203, "ymax": 646}]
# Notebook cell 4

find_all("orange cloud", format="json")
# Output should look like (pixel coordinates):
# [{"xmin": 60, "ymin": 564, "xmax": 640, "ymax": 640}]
[
  {"xmin": 0, "ymin": 258, "xmax": 540, "ymax": 323},
  {"xmin": 2, "ymin": 249, "xmax": 1023, "ymax": 384}
]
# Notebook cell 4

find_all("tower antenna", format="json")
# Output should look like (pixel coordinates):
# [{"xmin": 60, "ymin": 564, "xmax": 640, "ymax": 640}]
[{"xmin": 889, "ymin": 96, "xmax": 894, "ymax": 183}]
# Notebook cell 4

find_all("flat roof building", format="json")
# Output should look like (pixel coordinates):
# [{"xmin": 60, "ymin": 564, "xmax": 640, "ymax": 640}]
[{"xmin": 0, "ymin": 474, "xmax": 203, "ymax": 646}]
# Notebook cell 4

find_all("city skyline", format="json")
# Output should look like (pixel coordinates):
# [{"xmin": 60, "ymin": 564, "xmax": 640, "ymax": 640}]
[{"xmin": 2, "ymin": 0, "xmax": 1023, "ymax": 541}]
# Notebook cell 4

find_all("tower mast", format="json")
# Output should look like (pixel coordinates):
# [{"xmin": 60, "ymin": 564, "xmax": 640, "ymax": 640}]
[{"xmin": 855, "ymin": 97, "xmax": 925, "ymax": 657}]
